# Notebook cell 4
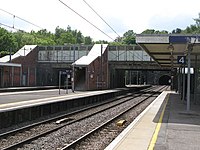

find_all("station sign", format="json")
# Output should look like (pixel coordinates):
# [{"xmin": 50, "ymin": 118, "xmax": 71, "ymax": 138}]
[
  {"xmin": 191, "ymin": 37, "xmax": 200, "ymax": 43},
  {"xmin": 177, "ymin": 56, "xmax": 186, "ymax": 64}
]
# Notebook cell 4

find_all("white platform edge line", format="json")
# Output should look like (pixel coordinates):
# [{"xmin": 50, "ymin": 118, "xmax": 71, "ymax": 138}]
[
  {"xmin": 104, "ymin": 90, "xmax": 173, "ymax": 150},
  {"xmin": 0, "ymin": 89, "xmax": 119, "ymax": 111}
]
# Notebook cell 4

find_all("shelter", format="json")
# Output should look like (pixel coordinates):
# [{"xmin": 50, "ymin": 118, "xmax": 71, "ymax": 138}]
[
  {"xmin": 74, "ymin": 44, "xmax": 109, "ymax": 90},
  {"xmin": 136, "ymin": 34, "xmax": 200, "ymax": 111},
  {"xmin": 0, "ymin": 45, "xmax": 37, "ymax": 87}
]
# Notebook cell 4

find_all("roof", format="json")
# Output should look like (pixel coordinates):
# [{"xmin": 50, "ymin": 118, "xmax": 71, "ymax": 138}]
[
  {"xmin": 136, "ymin": 34, "xmax": 200, "ymax": 68},
  {"xmin": 0, "ymin": 45, "xmax": 37, "ymax": 63},
  {"xmin": 74, "ymin": 44, "xmax": 108, "ymax": 66},
  {"xmin": 0, "ymin": 62, "xmax": 21, "ymax": 67}
]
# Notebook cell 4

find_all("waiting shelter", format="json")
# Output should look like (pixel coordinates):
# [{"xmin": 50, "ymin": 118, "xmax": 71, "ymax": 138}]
[{"xmin": 136, "ymin": 34, "xmax": 200, "ymax": 111}]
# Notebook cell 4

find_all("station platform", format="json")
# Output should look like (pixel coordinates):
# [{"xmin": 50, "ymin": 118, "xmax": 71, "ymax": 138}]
[
  {"xmin": 105, "ymin": 91, "xmax": 200, "ymax": 150},
  {"xmin": 0, "ymin": 89, "xmax": 119, "ymax": 110}
]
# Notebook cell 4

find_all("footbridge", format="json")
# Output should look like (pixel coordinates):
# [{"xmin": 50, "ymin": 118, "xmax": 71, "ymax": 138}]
[{"xmin": 0, "ymin": 44, "xmax": 170, "ymax": 89}]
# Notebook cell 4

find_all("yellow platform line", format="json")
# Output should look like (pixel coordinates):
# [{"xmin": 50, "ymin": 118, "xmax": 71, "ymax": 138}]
[{"xmin": 148, "ymin": 94, "xmax": 169, "ymax": 150}]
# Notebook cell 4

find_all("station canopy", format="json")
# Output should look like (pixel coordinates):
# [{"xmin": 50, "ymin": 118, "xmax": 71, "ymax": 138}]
[{"xmin": 136, "ymin": 34, "xmax": 200, "ymax": 68}]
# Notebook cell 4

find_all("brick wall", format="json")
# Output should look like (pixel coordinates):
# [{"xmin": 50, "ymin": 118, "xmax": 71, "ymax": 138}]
[
  {"xmin": 1, "ymin": 47, "xmax": 38, "ymax": 87},
  {"xmin": 86, "ymin": 48, "xmax": 109, "ymax": 90}
]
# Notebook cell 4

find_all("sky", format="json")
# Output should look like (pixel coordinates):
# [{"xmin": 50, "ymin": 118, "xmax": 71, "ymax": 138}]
[{"xmin": 0, "ymin": 0, "xmax": 200, "ymax": 41}]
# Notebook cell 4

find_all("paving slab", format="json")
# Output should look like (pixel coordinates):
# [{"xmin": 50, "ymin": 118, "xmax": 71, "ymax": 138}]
[{"xmin": 155, "ymin": 93, "xmax": 200, "ymax": 150}]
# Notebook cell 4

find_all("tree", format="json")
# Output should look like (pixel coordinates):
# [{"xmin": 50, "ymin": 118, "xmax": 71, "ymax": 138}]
[
  {"xmin": 55, "ymin": 26, "xmax": 67, "ymax": 44},
  {"xmin": 95, "ymin": 40, "xmax": 109, "ymax": 44},
  {"xmin": 194, "ymin": 13, "xmax": 200, "ymax": 27},
  {"xmin": 172, "ymin": 28, "xmax": 182, "ymax": 34},
  {"xmin": 60, "ymin": 32, "xmax": 75, "ymax": 45},
  {"xmin": 0, "ymin": 27, "xmax": 17, "ymax": 52},
  {"xmin": 84, "ymin": 36, "xmax": 93, "ymax": 45},
  {"xmin": 141, "ymin": 29, "xmax": 156, "ymax": 34},
  {"xmin": 142, "ymin": 29, "xmax": 168, "ymax": 34},
  {"xmin": 182, "ymin": 13, "xmax": 200, "ymax": 34},
  {"xmin": 122, "ymin": 30, "xmax": 136, "ymax": 45},
  {"xmin": 76, "ymin": 31, "xmax": 84, "ymax": 44}
]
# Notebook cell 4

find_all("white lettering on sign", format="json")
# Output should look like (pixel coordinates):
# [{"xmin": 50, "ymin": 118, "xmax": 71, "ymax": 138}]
[
  {"xmin": 191, "ymin": 37, "xmax": 200, "ymax": 43},
  {"xmin": 177, "ymin": 56, "xmax": 186, "ymax": 64}
]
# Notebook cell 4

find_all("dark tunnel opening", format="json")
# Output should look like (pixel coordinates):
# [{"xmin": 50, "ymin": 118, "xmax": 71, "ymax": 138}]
[{"xmin": 159, "ymin": 75, "xmax": 171, "ymax": 85}]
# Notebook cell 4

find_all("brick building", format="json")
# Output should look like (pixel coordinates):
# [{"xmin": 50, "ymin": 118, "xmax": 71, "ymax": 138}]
[
  {"xmin": 0, "ymin": 45, "xmax": 38, "ymax": 87},
  {"xmin": 0, "ymin": 44, "xmax": 108, "ymax": 90},
  {"xmin": 74, "ymin": 44, "xmax": 109, "ymax": 90}
]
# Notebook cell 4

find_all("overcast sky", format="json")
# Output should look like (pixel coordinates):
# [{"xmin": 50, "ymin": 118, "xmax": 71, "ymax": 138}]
[{"xmin": 0, "ymin": 0, "xmax": 200, "ymax": 41}]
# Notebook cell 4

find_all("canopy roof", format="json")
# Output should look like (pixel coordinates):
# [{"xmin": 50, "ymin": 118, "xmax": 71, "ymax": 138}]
[
  {"xmin": 0, "ymin": 45, "xmax": 37, "ymax": 63},
  {"xmin": 74, "ymin": 44, "xmax": 108, "ymax": 66},
  {"xmin": 136, "ymin": 34, "xmax": 200, "ymax": 68}
]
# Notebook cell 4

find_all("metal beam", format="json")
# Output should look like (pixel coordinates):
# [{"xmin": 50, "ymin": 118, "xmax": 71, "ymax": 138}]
[{"xmin": 187, "ymin": 45, "xmax": 191, "ymax": 111}]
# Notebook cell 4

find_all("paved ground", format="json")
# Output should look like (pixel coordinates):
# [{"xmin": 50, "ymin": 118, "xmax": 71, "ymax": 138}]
[
  {"xmin": 155, "ymin": 93, "xmax": 200, "ymax": 150},
  {"xmin": 0, "ymin": 89, "xmax": 80, "ymax": 105},
  {"xmin": 105, "ymin": 91, "xmax": 172, "ymax": 150}
]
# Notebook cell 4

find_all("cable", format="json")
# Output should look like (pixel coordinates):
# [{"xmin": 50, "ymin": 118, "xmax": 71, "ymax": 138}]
[
  {"xmin": 58, "ymin": 0, "xmax": 115, "ymax": 41},
  {"xmin": 0, "ymin": 22, "xmax": 23, "ymax": 31},
  {"xmin": 82, "ymin": 0, "xmax": 120, "ymax": 38},
  {"xmin": 0, "ymin": 8, "xmax": 43, "ymax": 29}
]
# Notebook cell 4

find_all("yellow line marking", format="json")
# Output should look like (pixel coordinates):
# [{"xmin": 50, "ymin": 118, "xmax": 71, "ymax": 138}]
[{"xmin": 148, "ymin": 94, "xmax": 169, "ymax": 150}]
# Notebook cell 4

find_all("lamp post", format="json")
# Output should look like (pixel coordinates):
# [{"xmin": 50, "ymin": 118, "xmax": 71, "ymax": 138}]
[
  {"xmin": 100, "ymin": 44, "xmax": 103, "ymax": 89},
  {"xmin": 72, "ymin": 44, "xmax": 75, "ymax": 92},
  {"xmin": 186, "ymin": 43, "xmax": 192, "ymax": 111},
  {"xmin": 168, "ymin": 44, "xmax": 174, "ymax": 90}
]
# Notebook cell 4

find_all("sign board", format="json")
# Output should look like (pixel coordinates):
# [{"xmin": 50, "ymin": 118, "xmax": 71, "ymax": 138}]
[
  {"xmin": 191, "ymin": 37, "xmax": 200, "ymax": 43},
  {"xmin": 136, "ymin": 36, "xmax": 169, "ymax": 43},
  {"xmin": 177, "ymin": 56, "xmax": 186, "ymax": 64}
]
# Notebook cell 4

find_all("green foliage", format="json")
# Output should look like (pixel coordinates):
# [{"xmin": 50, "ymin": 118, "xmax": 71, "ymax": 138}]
[
  {"xmin": 1, "ymin": 12, "xmax": 200, "ymax": 55},
  {"xmin": 172, "ymin": 13, "xmax": 200, "ymax": 34},
  {"xmin": 95, "ymin": 40, "xmax": 109, "ymax": 44},
  {"xmin": 141, "ymin": 29, "xmax": 169, "ymax": 34},
  {"xmin": 194, "ymin": 13, "xmax": 200, "ymax": 27},
  {"xmin": 84, "ymin": 36, "xmax": 93, "ymax": 45},
  {"xmin": 0, "ymin": 50, "xmax": 14, "ymax": 57},
  {"xmin": 0, "ymin": 27, "xmax": 17, "ymax": 52},
  {"xmin": 0, "ymin": 26, "xmax": 93, "ymax": 54},
  {"xmin": 172, "ymin": 28, "xmax": 182, "ymax": 34},
  {"xmin": 122, "ymin": 30, "xmax": 136, "ymax": 45},
  {"xmin": 109, "ymin": 42, "xmax": 124, "ymax": 46}
]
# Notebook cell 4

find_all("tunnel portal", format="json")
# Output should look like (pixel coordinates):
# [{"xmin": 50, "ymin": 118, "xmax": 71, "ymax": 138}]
[{"xmin": 159, "ymin": 75, "xmax": 171, "ymax": 85}]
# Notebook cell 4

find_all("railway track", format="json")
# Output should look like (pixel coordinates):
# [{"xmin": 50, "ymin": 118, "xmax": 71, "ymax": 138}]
[
  {"xmin": 61, "ymin": 85, "xmax": 167, "ymax": 149},
  {"xmin": 0, "ymin": 86, "xmax": 167, "ymax": 149}
]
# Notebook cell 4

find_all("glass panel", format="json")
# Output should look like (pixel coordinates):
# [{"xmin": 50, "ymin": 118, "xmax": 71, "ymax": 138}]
[
  {"xmin": 108, "ymin": 51, "xmax": 118, "ymax": 61},
  {"xmin": 55, "ymin": 46, "xmax": 61, "ymax": 50},
  {"xmin": 63, "ymin": 46, "xmax": 70, "ymax": 50},
  {"xmin": 47, "ymin": 46, "xmax": 53, "ymax": 50},
  {"xmin": 119, "ymin": 50, "xmax": 126, "ymax": 61}
]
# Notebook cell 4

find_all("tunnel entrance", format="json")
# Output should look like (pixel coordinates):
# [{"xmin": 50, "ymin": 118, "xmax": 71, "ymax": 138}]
[{"xmin": 159, "ymin": 75, "xmax": 171, "ymax": 85}]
